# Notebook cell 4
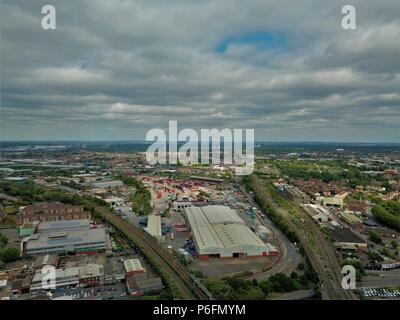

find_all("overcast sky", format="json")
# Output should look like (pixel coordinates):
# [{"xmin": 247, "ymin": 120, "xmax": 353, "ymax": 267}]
[{"xmin": 1, "ymin": 0, "xmax": 399, "ymax": 142}]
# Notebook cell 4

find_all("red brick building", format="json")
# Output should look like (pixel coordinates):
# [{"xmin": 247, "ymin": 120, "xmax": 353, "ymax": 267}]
[{"xmin": 16, "ymin": 202, "xmax": 90, "ymax": 225}]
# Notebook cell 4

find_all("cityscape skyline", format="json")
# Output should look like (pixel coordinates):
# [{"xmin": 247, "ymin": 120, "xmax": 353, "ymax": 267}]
[{"xmin": 1, "ymin": 0, "xmax": 400, "ymax": 306}]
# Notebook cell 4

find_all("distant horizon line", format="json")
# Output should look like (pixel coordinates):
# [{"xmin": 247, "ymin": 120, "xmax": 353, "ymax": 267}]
[{"xmin": 1, "ymin": 140, "xmax": 400, "ymax": 145}]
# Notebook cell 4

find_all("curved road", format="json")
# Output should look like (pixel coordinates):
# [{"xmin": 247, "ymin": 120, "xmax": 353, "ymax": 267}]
[
  {"xmin": 240, "ymin": 187, "xmax": 302, "ymax": 280},
  {"xmin": 250, "ymin": 176, "xmax": 358, "ymax": 300}
]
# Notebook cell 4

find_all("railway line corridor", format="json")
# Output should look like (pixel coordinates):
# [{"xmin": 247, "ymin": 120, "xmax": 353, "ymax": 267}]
[
  {"xmin": 251, "ymin": 175, "xmax": 358, "ymax": 300},
  {"xmin": 95, "ymin": 206, "xmax": 210, "ymax": 300}
]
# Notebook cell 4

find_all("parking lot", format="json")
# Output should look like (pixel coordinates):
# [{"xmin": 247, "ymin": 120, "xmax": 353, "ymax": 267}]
[
  {"xmin": 358, "ymin": 288, "xmax": 400, "ymax": 299},
  {"xmin": 34, "ymin": 283, "xmax": 128, "ymax": 300}
]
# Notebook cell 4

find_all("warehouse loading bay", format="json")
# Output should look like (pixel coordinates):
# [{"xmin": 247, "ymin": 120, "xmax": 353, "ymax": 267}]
[{"xmin": 120, "ymin": 176, "xmax": 297, "ymax": 278}]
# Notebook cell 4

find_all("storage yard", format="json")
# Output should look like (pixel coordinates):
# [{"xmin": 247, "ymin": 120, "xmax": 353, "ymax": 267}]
[{"xmin": 114, "ymin": 174, "xmax": 284, "ymax": 277}]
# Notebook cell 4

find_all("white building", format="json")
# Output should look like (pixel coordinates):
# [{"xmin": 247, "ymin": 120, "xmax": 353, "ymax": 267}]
[
  {"xmin": 144, "ymin": 215, "xmax": 165, "ymax": 243},
  {"xmin": 91, "ymin": 180, "xmax": 123, "ymax": 189},
  {"xmin": 30, "ymin": 267, "xmax": 80, "ymax": 291},
  {"xmin": 184, "ymin": 206, "xmax": 269, "ymax": 259},
  {"xmin": 123, "ymin": 259, "xmax": 146, "ymax": 274},
  {"xmin": 323, "ymin": 197, "xmax": 344, "ymax": 207},
  {"xmin": 24, "ymin": 220, "xmax": 107, "ymax": 256}
]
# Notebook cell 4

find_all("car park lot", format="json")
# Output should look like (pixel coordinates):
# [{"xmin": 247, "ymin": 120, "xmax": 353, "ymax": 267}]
[
  {"xmin": 28, "ymin": 283, "xmax": 128, "ymax": 300},
  {"xmin": 358, "ymin": 288, "xmax": 400, "ymax": 299}
]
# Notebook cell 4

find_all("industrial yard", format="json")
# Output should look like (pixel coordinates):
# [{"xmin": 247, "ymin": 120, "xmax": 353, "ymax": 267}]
[{"xmin": 110, "ymin": 175, "xmax": 285, "ymax": 278}]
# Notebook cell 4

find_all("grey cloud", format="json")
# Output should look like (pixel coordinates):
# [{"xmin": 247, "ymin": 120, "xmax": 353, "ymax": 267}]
[{"xmin": 1, "ymin": 0, "xmax": 399, "ymax": 142}]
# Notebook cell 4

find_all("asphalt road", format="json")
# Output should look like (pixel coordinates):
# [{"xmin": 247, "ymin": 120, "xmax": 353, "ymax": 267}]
[
  {"xmin": 358, "ymin": 269, "xmax": 400, "ymax": 288},
  {"xmin": 240, "ymin": 187, "xmax": 302, "ymax": 280}
]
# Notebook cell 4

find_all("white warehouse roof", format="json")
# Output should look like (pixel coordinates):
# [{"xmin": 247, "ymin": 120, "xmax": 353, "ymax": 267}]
[
  {"xmin": 145, "ymin": 214, "xmax": 162, "ymax": 237},
  {"xmin": 184, "ymin": 206, "xmax": 225, "ymax": 254},
  {"xmin": 184, "ymin": 206, "xmax": 268, "ymax": 257},
  {"xmin": 201, "ymin": 205, "xmax": 244, "ymax": 225},
  {"xmin": 123, "ymin": 259, "xmax": 144, "ymax": 273},
  {"xmin": 213, "ymin": 223, "xmax": 266, "ymax": 251}
]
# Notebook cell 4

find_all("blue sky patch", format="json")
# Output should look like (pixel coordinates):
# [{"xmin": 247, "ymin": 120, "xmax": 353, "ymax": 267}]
[{"xmin": 215, "ymin": 31, "xmax": 286, "ymax": 53}]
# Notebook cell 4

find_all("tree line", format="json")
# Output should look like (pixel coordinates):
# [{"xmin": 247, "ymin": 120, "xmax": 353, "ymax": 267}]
[{"xmin": 372, "ymin": 200, "xmax": 400, "ymax": 231}]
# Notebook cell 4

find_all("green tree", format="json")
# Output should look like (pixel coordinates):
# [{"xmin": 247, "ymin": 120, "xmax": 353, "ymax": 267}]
[
  {"xmin": 368, "ymin": 231, "xmax": 382, "ymax": 244},
  {"xmin": 368, "ymin": 251, "xmax": 384, "ymax": 262},
  {"xmin": 297, "ymin": 262, "xmax": 305, "ymax": 271},
  {"xmin": 268, "ymin": 273, "xmax": 299, "ymax": 292},
  {"xmin": 372, "ymin": 204, "xmax": 400, "ymax": 231},
  {"xmin": 259, "ymin": 279, "xmax": 272, "ymax": 295},
  {"xmin": 1, "ymin": 247, "xmax": 20, "ymax": 262},
  {"xmin": 242, "ymin": 287, "xmax": 265, "ymax": 300},
  {"xmin": 0, "ymin": 234, "xmax": 8, "ymax": 248},
  {"xmin": 206, "ymin": 279, "xmax": 234, "ymax": 299}
]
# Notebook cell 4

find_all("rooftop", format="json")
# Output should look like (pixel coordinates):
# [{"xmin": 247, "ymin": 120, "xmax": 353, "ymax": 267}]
[
  {"xmin": 123, "ymin": 259, "xmax": 144, "ymax": 273},
  {"xmin": 201, "ymin": 205, "xmax": 244, "ymax": 225},
  {"xmin": 26, "ymin": 228, "xmax": 106, "ymax": 251},
  {"xmin": 33, "ymin": 254, "xmax": 58, "ymax": 268},
  {"xmin": 80, "ymin": 264, "xmax": 104, "ymax": 278},
  {"xmin": 37, "ymin": 219, "xmax": 91, "ymax": 233},
  {"xmin": 184, "ymin": 205, "xmax": 268, "ymax": 255},
  {"xmin": 330, "ymin": 227, "xmax": 366, "ymax": 244},
  {"xmin": 31, "ymin": 267, "xmax": 80, "ymax": 283},
  {"xmin": 144, "ymin": 215, "xmax": 162, "ymax": 237}
]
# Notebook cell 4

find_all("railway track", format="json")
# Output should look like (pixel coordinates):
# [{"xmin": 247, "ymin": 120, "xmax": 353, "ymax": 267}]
[
  {"xmin": 300, "ymin": 210, "xmax": 357, "ymax": 300},
  {"xmin": 96, "ymin": 207, "xmax": 211, "ymax": 300},
  {"xmin": 251, "ymin": 176, "xmax": 358, "ymax": 300}
]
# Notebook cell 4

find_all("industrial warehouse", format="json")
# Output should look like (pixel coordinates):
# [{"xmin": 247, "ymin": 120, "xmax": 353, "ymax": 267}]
[
  {"xmin": 22, "ymin": 219, "xmax": 108, "ymax": 256},
  {"xmin": 184, "ymin": 205, "xmax": 269, "ymax": 259}
]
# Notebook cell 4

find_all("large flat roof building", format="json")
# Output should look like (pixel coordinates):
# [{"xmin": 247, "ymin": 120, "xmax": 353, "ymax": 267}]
[
  {"xmin": 184, "ymin": 205, "xmax": 269, "ymax": 259},
  {"xmin": 185, "ymin": 206, "xmax": 225, "ymax": 256},
  {"xmin": 201, "ymin": 205, "xmax": 244, "ymax": 225},
  {"xmin": 24, "ymin": 227, "xmax": 106, "ymax": 256},
  {"xmin": 37, "ymin": 219, "xmax": 91, "ymax": 234},
  {"xmin": 91, "ymin": 180, "xmax": 123, "ymax": 189}
]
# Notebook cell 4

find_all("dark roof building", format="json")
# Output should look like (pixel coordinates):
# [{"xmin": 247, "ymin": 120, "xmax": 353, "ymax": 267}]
[
  {"xmin": 126, "ymin": 276, "xmax": 163, "ymax": 296},
  {"xmin": 330, "ymin": 227, "xmax": 368, "ymax": 251}
]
